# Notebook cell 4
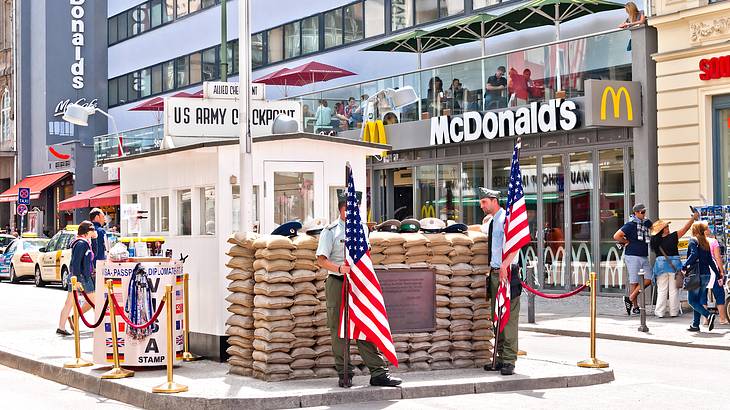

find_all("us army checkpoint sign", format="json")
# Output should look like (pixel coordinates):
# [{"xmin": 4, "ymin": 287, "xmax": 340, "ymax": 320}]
[{"xmin": 93, "ymin": 261, "xmax": 185, "ymax": 366}]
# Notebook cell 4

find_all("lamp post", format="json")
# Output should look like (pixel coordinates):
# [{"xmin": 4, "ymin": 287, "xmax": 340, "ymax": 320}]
[
  {"xmin": 238, "ymin": 0, "xmax": 253, "ymax": 233},
  {"xmin": 62, "ymin": 103, "xmax": 123, "ymax": 158}
]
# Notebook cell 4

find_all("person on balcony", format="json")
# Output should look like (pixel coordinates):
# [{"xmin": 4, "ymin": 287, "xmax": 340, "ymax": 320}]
[{"xmin": 484, "ymin": 66, "xmax": 507, "ymax": 109}]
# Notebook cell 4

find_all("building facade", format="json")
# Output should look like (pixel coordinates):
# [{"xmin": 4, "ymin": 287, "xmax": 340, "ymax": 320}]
[
  {"xmin": 0, "ymin": 0, "xmax": 15, "ymax": 229},
  {"xmin": 651, "ymin": 0, "xmax": 730, "ymax": 226}
]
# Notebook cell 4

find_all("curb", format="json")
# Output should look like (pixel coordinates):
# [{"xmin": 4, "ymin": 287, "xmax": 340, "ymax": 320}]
[
  {"xmin": 520, "ymin": 326, "xmax": 730, "ymax": 351},
  {"xmin": 0, "ymin": 347, "xmax": 614, "ymax": 409}
]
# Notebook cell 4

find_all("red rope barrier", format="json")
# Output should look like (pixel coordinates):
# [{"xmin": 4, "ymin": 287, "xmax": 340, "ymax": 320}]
[
  {"xmin": 79, "ymin": 288, "xmax": 95, "ymax": 309},
  {"xmin": 521, "ymin": 281, "xmax": 589, "ymax": 299},
  {"xmin": 108, "ymin": 292, "xmax": 166, "ymax": 330},
  {"xmin": 72, "ymin": 290, "xmax": 108, "ymax": 328}
]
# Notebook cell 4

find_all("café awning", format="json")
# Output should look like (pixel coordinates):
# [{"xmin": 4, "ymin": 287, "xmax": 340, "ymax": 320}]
[
  {"xmin": 58, "ymin": 184, "xmax": 120, "ymax": 211},
  {"xmin": 0, "ymin": 171, "xmax": 71, "ymax": 203}
]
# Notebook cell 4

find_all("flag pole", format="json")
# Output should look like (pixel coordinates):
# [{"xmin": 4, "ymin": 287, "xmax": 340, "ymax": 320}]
[
  {"xmin": 342, "ymin": 162, "xmax": 352, "ymax": 388},
  {"xmin": 491, "ymin": 311, "xmax": 501, "ymax": 370}
]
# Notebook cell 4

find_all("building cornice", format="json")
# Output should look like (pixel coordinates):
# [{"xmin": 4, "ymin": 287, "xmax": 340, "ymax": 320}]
[{"xmin": 652, "ymin": 39, "xmax": 730, "ymax": 62}]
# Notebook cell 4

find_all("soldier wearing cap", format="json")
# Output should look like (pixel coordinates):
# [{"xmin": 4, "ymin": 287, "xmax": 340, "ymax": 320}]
[
  {"xmin": 479, "ymin": 187, "xmax": 519, "ymax": 376},
  {"xmin": 315, "ymin": 191, "xmax": 402, "ymax": 388}
]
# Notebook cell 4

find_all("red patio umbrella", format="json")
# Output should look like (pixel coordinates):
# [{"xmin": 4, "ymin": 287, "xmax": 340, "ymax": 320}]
[
  {"xmin": 129, "ymin": 96, "xmax": 165, "ymax": 111},
  {"xmin": 253, "ymin": 67, "xmax": 293, "ymax": 85},
  {"xmin": 267, "ymin": 62, "xmax": 355, "ymax": 87}
]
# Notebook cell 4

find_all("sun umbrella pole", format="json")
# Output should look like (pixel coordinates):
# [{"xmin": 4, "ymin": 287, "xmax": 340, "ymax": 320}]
[
  {"xmin": 417, "ymin": 37, "xmax": 423, "ymax": 69},
  {"xmin": 555, "ymin": 4, "xmax": 562, "ymax": 93}
]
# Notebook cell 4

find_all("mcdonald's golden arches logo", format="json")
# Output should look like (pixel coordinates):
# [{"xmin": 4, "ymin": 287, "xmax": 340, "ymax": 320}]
[
  {"xmin": 585, "ymin": 80, "xmax": 641, "ymax": 127},
  {"xmin": 600, "ymin": 86, "xmax": 633, "ymax": 121}
]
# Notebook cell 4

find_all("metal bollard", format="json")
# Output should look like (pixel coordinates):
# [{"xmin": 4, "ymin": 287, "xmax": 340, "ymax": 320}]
[
  {"xmin": 152, "ymin": 285, "xmax": 188, "ymax": 394},
  {"xmin": 578, "ymin": 272, "xmax": 609, "ymax": 368},
  {"xmin": 64, "ymin": 276, "xmax": 93, "ymax": 368},
  {"xmin": 101, "ymin": 279, "xmax": 134, "ymax": 379},
  {"xmin": 182, "ymin": 273, "xmax": 201, "ymax": 361},
  {"xmin": 527, "ymin": 265, "xmax": 536, "ymax": 324},
  {"xmin": 638, "ymin": 270, "xmax": 649, "ymax": 333}
]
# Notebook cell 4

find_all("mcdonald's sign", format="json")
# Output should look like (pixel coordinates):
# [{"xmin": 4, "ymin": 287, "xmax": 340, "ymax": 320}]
[{"xmin": 584, "ymin": 80, "xmax": 641, "ymax": 127}]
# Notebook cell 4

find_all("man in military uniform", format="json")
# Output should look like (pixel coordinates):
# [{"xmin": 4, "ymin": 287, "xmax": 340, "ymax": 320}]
[
  {"xmin": 479, "ymin": 187, "xmax": 520, "ymax": 376},
  {"xmin": 316, "ymin": 192, "xmax": 402, "ymax": 388}
]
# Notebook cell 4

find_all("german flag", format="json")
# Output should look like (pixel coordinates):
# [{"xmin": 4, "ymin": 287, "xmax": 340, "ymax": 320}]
[
  {"xmin": 110, "ymin": 278, "xmax": 123, "ymax": 288},
  {"xmin": 105, "ymin": 352, "xmax": 125, "ymax": 363},
  {"xmin": 175, "ymin": 275, "xmax": 184, "ymax": 285},
  {"xmin": 175, "ymin": 350, "xmax": 184, "ymax": 360}
]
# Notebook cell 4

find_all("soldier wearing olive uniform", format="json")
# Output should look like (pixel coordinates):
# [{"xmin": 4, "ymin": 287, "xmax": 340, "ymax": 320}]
[{"xmin": 316, "ymin": 192, "xmax": 402, "ymax": 388}]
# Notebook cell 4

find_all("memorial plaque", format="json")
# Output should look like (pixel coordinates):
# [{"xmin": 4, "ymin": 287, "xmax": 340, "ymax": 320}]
[{"xmin": 376, "ymin": 269, "xmax": 436, "ymax": 333}]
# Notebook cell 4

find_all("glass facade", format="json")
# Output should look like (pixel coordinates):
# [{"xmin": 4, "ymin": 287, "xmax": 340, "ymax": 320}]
[{"xmin": 713, "ymin": 95, "xmax": 730, "ymax": 203}]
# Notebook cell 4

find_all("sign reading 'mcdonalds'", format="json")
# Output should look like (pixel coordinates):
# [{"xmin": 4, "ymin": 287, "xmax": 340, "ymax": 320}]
[{"xmin": 429, "ymin": 99, "xmax": 579, "ymax": 145}]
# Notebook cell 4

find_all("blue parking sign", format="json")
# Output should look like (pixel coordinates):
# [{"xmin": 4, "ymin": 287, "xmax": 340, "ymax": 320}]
[{"xmin": 18, "ymin": 187, "xmax": 30, "ymax": 205}]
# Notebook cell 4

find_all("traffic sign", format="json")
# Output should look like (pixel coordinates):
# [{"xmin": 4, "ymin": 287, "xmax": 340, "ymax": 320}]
[
  {"xmin": 18, "ymin": 187, "xmax": 30, "ymax": 205},
  {"xmin": 17, "ymin": 204, "xmax": 28, "ymax": 216}
]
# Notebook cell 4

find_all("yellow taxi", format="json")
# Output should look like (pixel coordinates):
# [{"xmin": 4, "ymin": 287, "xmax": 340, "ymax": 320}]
[
  {"xmin": 0, "ymin": 236, "xmax": 49, "ymax": 283},
  {"xmin": 35, "ymin": 225, "xmax": 79, "ymax": 288}
]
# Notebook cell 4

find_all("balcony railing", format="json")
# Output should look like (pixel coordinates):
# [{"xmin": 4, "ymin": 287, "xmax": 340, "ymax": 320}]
[
  {"xmin": 290, "ymin": 28, "xmax": 632, "ymax": 134},
  {"xmin": 94, "ymin": 124, "xmax": 163, "ymax": 165}
]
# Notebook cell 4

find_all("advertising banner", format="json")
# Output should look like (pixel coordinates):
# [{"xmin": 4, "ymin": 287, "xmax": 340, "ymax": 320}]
[{"xmin": 93, "ymin": 261, "xmax": 185, "ymax": 366}]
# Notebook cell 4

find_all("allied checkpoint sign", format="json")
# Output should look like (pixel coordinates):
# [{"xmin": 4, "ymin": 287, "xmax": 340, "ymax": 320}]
[
  {"xmin": 93, "ymin": 261, "xmax": 185, "ymax": 366},
  {"xmin": 164, "ymin": 97, "xmax": 301, "ymax": 138}
]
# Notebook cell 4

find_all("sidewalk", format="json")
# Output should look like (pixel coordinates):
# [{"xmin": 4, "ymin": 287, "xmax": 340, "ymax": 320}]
[
  {"xmin": 0, "ymin": 283, "xmax": 613, "ymax": 410},
  {"xmin": 519, "ymin": 293, "xmax": 730, "ymax": 350}
]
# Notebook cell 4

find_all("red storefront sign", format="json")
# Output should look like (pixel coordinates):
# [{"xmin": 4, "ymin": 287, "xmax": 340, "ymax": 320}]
[{"xmin": 699, "ymin": 55, "xmax": 730, "ymax": 80}]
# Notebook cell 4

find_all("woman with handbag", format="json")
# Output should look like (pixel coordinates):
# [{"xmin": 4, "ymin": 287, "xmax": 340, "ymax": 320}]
[
  {"xmin": 682, "ymin": 221, "xmax": 723, "ymax": 332},
  {"xmin": 650, "ymin": 213, "xmax": 696, "ymax": 317}
]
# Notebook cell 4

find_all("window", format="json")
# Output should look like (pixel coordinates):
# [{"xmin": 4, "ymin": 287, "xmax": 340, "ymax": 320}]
[
  {"xmin": 150, "ymin": 0, "xmax": 163, "ymax": 28},
  {"xmin": 151, "ymin": 65, "xmax": 162, "ymax": 95},
  {"xmin": 472, "ymin": 0, "xmax": 500, "ymax": 9},
  {"xmin": 0, "ymin": 89, "xmax": 10, "ymax": 143},
  {"xmin": 301, "ymin": 16, "xmax": 319, "ymax": 55},
  {"xmin": 176, "ymin": 56, "xmax": 189, "ymax": 87},
  {"xmin": 203, "ymin": 0, "xmax": 216, "ymax": 6},
  {"xmin": 391, "ymin": 0, "xmax": 413, "ymax": 31},
  {"xmin": 202, "ymin": 48, "xmax": 218, "ymax": 81},
  {"xmin": 108, "ymin": 78, "xmax": 118, "ymax": 107},
  {"xmin": 138, "ymin": 68, "xmax": 151, "ymax": 97},
  {"xmin": 232, "ymin": 185, "xmax": 259, "ymax": 233},
  {"xmin": 150, "ymin": 195, "xmax": 169, "ymax": 233},
  {"xmin": 164, "ymin": 0, "xmax": 175, "ymax": 23},
  {"xmin": 268, "ymin": 26, "xmax": 284, "ymax": 63},
  {"xmin": 252, "ymin": 33, "xmax": 264, "ymax": 68},
  {"xmin": 178, "ymin": 190, "xmax": 192, "ymax": 235},
  {"xmin": 228, "ymin": 40, "xmax": 239, "ymax": 76},
  {"xmin": 176, "ymin": 0, "xmax": 189, "ymax": 18},
  {"xmin": 344, "ymin": 3, "xmax": 364, "ymax": 44},
  {"xmin": 329, "ymin": 186, "xmax": 346, "ymax": 221},
  {"xmin": 324, "ymin": 9, "xmax": 343, "ymax": 48},
  {"xmin": 189, "ymin": 52, "xmax": 202, "ymax": 84},
  {"xmin": 117, "ymin": 75, "xmax": 128, "ymax": 104},
  {"xmin": 416, "ymin": 0, "xmax": 438, "ymax": 25},
  {"xmin": 199, "ymin": 187, "xmax": 215, "ymax": 235},
  {"xmin": 117, "ymin": 12, "xmax": 128, "ymax": 42},
  {"xmin": 108, "ymin": 16, "xmax": 118, "ymax": 44},
  {"xmin": 127, "ymin": 73, "xmax": 139, "ymax": 102},
  {"xmin": 131, "ymin": 3, "xmax": 150, "ymax": 36},
  {"xmin": 163, "ymin": 61, "xmax": 175, "ymax": 91},
  {"xmin": 284, "ymin": 22, "xmax": 301, "ymax": 59},
  {"xmin": 274, "ymin": 172, "xmax": 314, "ymax": 225},
  {"xmin": 189, "ymin": 0, "xmax": 202, "ymax": 13},
  {"xmin": 365, "ymin": 0, "xmax": 385, "ymax": 37},
  {"xmin": 440, "ymin": 0, "xmax": 463, "ymax": 17}
]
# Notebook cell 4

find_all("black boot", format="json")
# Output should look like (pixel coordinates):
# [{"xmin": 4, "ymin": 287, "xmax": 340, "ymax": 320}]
[
  {"xmin": 500, "ymin": 363, "xmax": 515, "ymax": 376},
  {"xmin": 338, "ymin": 373, "xmax": 354, "ymax": 388},
  {"xmin": 370, "ymin": 373, "xmax": 402, "ymax": 387},
  {"xmin": 483, "ymin": 361, "xmax": 503, "ymax": 371}
]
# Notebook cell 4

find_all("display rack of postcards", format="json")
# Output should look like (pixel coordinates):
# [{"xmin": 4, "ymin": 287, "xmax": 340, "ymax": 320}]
[{"xmin": 696, "ymin": 205, "xmax": 729, "ymax": 271}]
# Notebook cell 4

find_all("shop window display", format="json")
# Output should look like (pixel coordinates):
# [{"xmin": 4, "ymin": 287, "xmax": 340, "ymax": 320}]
[
  {"xmin": 416, "ymin": 165, "xmax": 436, "ymax": 220},
  {"xmin": 570, "ymin": 152, "xmax": 594, "ymax": 287},
  {"xmin": 274, "ymin": 172, "xmax": 314, "ymax": 226},
  {"xmin": 438, "ymin": 164, "xmax": 461, "ymax": 222},
  {"xmin": 599, "ymin": 148, "xmax": 627, "ymax": 293},
  {"xmin": 461, "ymin": 161, "xmax": 484, "ymax": 226}
]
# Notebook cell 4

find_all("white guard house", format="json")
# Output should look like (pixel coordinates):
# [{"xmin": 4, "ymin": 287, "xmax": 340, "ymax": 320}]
[{"xmin": 106, "ymin": 133, "xmax": 389, "ymax": 360}]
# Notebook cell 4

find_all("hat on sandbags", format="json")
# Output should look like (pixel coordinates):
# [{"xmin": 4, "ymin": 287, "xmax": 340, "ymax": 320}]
[
  {"xmin": 400, "ymin": 218, "xmax": 421, "ymax": 233},
  {"xmin": 420, "ymin": 217, "xmax": 446, "ymax": 233},
  {"xmin": 478, "ymin": 187, "xmax": 500, "ymax": 199},
  {"xmin": 271, "ymin": 221, "xmax": 303, "ymax": 237},
  {"xmin": 375, "ymin": 219, "xmax": 401, "ymax": 232},
  {"xmin": 443, "ymin": 223, "xmax": 468, "ymax": 233},
  {"xmin": 300, "ymin": 218, "xmax": 328, "ymax": 236}
]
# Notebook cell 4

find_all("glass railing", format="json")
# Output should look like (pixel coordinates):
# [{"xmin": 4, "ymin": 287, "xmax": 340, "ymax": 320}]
[
  {"xmin": 290, "ymin": 29, "xmax": 633, "ymax": 134},
  {"xmin": 94, "ymin": 124, "xmax": 163, "ymax": 165}
]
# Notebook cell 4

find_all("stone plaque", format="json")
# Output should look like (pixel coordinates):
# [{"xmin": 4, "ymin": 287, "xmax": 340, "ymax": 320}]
[{"xmin": 376, "ymin": 269, "xmax": 436, "ymax": 333}]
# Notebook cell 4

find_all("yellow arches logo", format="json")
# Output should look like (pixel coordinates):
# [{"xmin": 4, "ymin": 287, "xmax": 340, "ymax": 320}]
[{"xmin": 600, "ymin": 86, "xmax": 633, "ymax": 121}]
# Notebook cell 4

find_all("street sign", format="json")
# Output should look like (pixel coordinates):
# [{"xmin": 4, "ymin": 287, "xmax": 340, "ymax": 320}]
[
  {"xmin": 17, "ymin": 204, "xmax": 28, "ymax": 216},
  {"xmin": 203, "ymin": 81, "xmax": 265, "ymax": 100},
  {"xmin": 18, "ymin": 187, "xmax": 30, "ymax": 205}
]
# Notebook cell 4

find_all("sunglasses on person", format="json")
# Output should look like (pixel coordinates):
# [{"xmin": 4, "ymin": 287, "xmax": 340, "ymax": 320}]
[{"xmin": 637, "ymin": 210, "xmax": 646, "ymax": 214}]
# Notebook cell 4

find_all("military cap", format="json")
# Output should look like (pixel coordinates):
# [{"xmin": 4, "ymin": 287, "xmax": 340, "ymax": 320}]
[
  {"xmin": 478, "ymin": 187, "xmax": 500, "ymax": 199},
  {"xmin": 375, "ymin": 219, "xmax": 401, "ymax": 232},
  {"xmin": 271, "ymin": 221, "xmax": 302, "ymax": 237},
  {"xmin": 337, "ymin": 189, "xmax": 363, "ymax": 207},
  {"xmin": 399, "ymin": 218, "xmax": 421, "ymax": 233},
  {"xmin": 443, "ymin": 223, "xmax": 468, "ymax": 234},
  {"xmin": 300, "ymin": 217, "xmax": 328, "ymax": 236},
  {"xmin": 420, "ymin": 217, "xmax": 446, "ymax": 233}
]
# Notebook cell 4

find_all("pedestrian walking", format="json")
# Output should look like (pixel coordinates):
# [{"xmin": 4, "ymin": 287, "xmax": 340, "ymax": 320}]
[
  {"xmin": 707, "ymin": 232, "xmax": 729, "ymax": 325},
  {"xmin": 90, "ymin": 208, "xmax": 107, "ymax": 266},
  {"xmin": 56, "ymin": 221, "xmax": 97, "ymax": 336},
  {"xmin": 682, "ymin": 221, "xmax": 723, "ymax": 332},
  {"xmin": 650, "ymin": 211, "xmax": 697, "ymax": 317},
  {"xmin": 614, "ymin": 203, "xmax": 653, "ymax": 315},
  {"xmin": 315, "ymin": 192, "xmax": 401, "ymax": 388}
]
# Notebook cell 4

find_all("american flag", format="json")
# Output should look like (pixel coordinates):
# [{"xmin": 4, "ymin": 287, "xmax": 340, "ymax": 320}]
[
  {"xmin": 338, "ymin": 163, "xmax": 398, "ymax": 367},
  {"xmin": 496, "ymin": 138, "xmax": 531, "ymax": 333}
]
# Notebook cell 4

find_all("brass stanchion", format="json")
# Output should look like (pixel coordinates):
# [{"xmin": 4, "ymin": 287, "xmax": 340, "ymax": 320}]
[
  {"xmin": 181, "ymin": 273, "xmax": 201, "ymax": 361},
  {"xmin": 101, "ymin": 279, "xmax": 134, "ymax": 379},
  {"xmin": 578, "ymin": 272, "xmax": 609, "ymax": 368},
  {"xmin": 152, "ymin": 285, "xmax": 188, "ymax": 394},
  {"xmin": 64, "ymin": 276, "xmax": 93, "ymax": 368}
]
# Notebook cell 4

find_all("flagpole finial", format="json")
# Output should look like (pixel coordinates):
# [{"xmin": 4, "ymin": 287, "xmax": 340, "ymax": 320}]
[{"xmin": 515, "ymin": 137, "xmax": 522, "ymax": 149}]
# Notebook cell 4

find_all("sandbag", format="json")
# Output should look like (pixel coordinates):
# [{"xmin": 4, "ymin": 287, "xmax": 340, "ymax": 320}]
[
  {"xmin": 253, "ymin": 259, "xmax": 295, "ymax": 273},
  {"xmin": 227, "ymin": 245, "xmax": 256, "ymax": 258},
  {"xmin": 313, "ymin": 345, "xmax": 331, "ymax": 357},
  {"xmin": 291, "ymin": 305, "xmax": 317, "ymax": 317},
  {"xmin": 408, "ymin": 351, "xmax": 431, "ymax": 363},
  {"xmin": 228, "ymin": 356, "xmax": 253, "ymax": 368},
  {"xmin": 254, "ymin": 270, "xmax": 293, "ymax": 284},
  {"xmin": 436, "ymin": 295, "xmax": 450, "ymax": 307},
  {"xmin": 445, "ymin": 233, "xmax": 473, "ymax": 246},
  {"xmin": 452, "ymin": 341, "xmax": 473, "ymax": 351},
  {"xmin": 227, "ymin": 257, "xmax": 254, "ymax": 270},
  {"xmin": 471, "ymin": 242, "xmax": 489, "ymax": 253},
  {"xmin": 291, "ymin": 358, "xmax": 315, "ymax": 370},
  {"xmin": 449, "ymin": 276, "xmax": 472, "ymax": 287},
  {"xmin": 313, "ymin": 367, "xmax": 338, "ymax": 378},
  {"xmin": 229, "ymin": 365, "xmax": 253, "ymax": 377},
  {"xmin": 472, "ymin": 319, "xmax": 491, "ymax": 330},
  {"xmin": 226, "ymin": 293, "xmax": 254, "ymax": 308},
  {"xmin": 435, "ymin": 274, "xmax": 450, "ymax": 285},
  {"xmin": 450, "ymin": 319, "xmax": 472, "ymax": 332},
  {"xmin": 410, "ymin": 362, "xmax": 431, "ymax": 371},
  {"xmin": 405, "ymin": 246, "xmax": 430, "ymax": 258},
  {"xmin": 401, "ymin": 233, "xmax": 428, "ymax": 248},
  {"xmin": 409, "ymin": 333, "xmax": 431, "ymax": 343},
  {"xmin": 292, "ymin": 281, "xmax": 317, "ymax": 295},
  {"xmin": 473, "ymin": 308, "xmax": 490, "ymax": 318},
  {"xmin": 473, "ymin": 265, "xmax": 491, "ymax": 274},
  {"xmin": 313, "ymin": 312, "xmax": 327, "ymax": 327},
  {"xmin": 449, "ymin": 297, "xmax": 474, "ymax": 309},
  {"xmin": 385, "ymin": 263, "xmax": 409, "ymax": 270},
  {"xmin": 226, "ymin": 314, "xmax": 254, "ymax": 329},
  {"xmin": 383, "ymin": 245, "xmax": 405, "ymax": 255},
  {"xmin": 314, "ymin": 280, "xmax": 326, "ymax": 291},
  {"xmin": 471, "ymin": 287, "xmax": 487, "ymax": 299},
  {"xmin": 405, "ymin": 255, "xmax": 430, "ymax": 264},
  {"xmin": 251, "ymin": 351, "xmax": 293, "ymax": 364},
  {"xmin": 254, "ymin": 319, "xmax": 295, "ymax": 333},
  {"xmin": 252, "ymin": 339, "xmax": 290, "ymax": 353},
  {"xmin": 228, "ymin": 279, "xmax": 255, "ymax": 294},
  {"xmin": 450, "ymin": 245, "xmax": 473, "ymax": 256},
  {"xmin": 431, "ymin": 329, "xmax": 450, "ymax": 342},
  {"xmin": 228, "ymin": 232, "xmax": 259, "ymax": 248},
  {"xmin": 294, "ymin": 259, "xmax": 318, "ymax": 271},
  {"xmin": 291, "ymin": 347, "xmax": 316, "ymax": 359},
  {"xmin": 451, "ymin": 263, "xmax": 474, "ymax": 276},
  {"xmin": 428, "ymin": 341, "xmax": 451, "ymax": 353},
  {"xmin": 291, "ymin": 327, "xmax": 316, "ymax": 338},
  {"xmin": 471, "ymin": 255, "xmax": 490, "ymax": 265},
  {"xmin": 252, "ymin": 361, "xmax": 292, "ymax": 375},
  {"xmin": 369, "ymin": 232, "xmax": 405, "ymax": 246},
  {"xmin": 315, "ymin": 356, "xmax": 336, "ymax": 367},
  {"xmin": 450, "ymin": 308, "xmax": 473, "ymax": 320},
  {"xmin": 226, "ymin": 325, "xmax": 253, "ymax": 339},
  {"xmin": 471, "ymin": 275, "xmax": 487, "ymax": 288},
  {"xmin": 290, "ymin": 338, "xmax": 316, "ymax": 348},
  {"xmin": 436, "ymin": 284, "xmax": 450, "ymax": 296},
  {"xmin": 293, "ymin": 316, "xmax": 313, "ymax": 327},
  {"xmin": 466, "ymin": 230, "xmax": 488, "ymax": 243},
  {"xmin": 473, "ymin": 329, "xmax": 494, "ymax": 341},
  {"xmin": 424, "ymin": 234, "xmax": 450, "ymax": 246},
  {"xmin": 253, "ymin": 295, "xmax": 294, "ymax": 309},
  {"xmin": 294, "ymin": 294, "xmax": 320, "ymax": 306},
  {"xmin": 382, "ymin": 255, "xmax": 406, "ymax": 264},
  {"xmin": 254, "ymin": 328, "xmax": 296, "ymax": 343},
  {"xmin": 370, "ymin": 245, "xmax": 386, "ymax": 254},
  {"xmin": 436, "ymin": 318, "xmax": 451, "ymax": 329},
  {"xmin": 430, "ymin": 255, "xmax": 452, "ymax": 265},
  {"xmin": 394, "ymin": 341, "xmax": 409, "ymax": 352},
  {"xmin": 436, "ymin": 307, "xmax": 451, "ymax": 319},
  {"xmin": 451, "ymin": 255, "xmax": 474, "ymax": 264},
  {"xmin": 293, "ymin": 249, "xmax": 317, "ymax": 261},
  {"xmin": 252, "ymin": 308, "xmax": 292, "ymax": 321},
  {"xmin": 226, "ymin": 269, "xmax": 253, "ymax": 281},
  {"xmin": 451, "ymin": 330, "xmax": 474, "ymax": 341},
  {"xmin": 408, "ymin": 342, "xmax": 431, "ymax": 352},
  {"xmin": 253, "ymin": 235, "xmax": 296, "ymax": 250},
  {"xmin": 430, "ymin": 245, "xmax": 454, "ymax": 255},
  {"xmin": 227, "ymin": 304, "xmax": 253, "ymax": 317},
  {"xmin": 292, "ymin": 234, "xmax": 319, "ymax": 250},
  {"xmin": 431, "ymin": 360, "xmax": 453, "ymax": 370},
  {"xmin": 291, "ymin": 269, "xmax": 317, "ymax": 283},
  {"xmin": 227, "ymin": 335, "xmax": 253, "ymax": 350},
  {"xmin": 254, "ymin": 282, "xmax": 295, "ymax": 297},
  {"xmin": 226, "ymin": 345, "xmax": 253, "ymax": 359},
  {"xmin": 371, "ymin": 254, "xmax": 386, "ymax": 264},
  {"xmin": 315, "ymin": 269, "xmax": 328, "ymax": 281},
  {"xmin": 450, "ymin": 287, "xmax": 472, "ymax": 297},
  {"xmin": 255, "ymin": 248, "xmax": 296, "ymax": 261}
]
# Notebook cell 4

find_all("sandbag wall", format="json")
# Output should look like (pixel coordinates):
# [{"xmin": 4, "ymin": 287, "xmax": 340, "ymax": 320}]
[{"xmin": 224, "ymin": 230, "xmax": 494, "ymax": 381}]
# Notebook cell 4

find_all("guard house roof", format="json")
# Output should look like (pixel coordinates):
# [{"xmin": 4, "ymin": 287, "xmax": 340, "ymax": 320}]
[{"xmin": 103, "ymin": 132, "xmax": 391, "ymax": 165}]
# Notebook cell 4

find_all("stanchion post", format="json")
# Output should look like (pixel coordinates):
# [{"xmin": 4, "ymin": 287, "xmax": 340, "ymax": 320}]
[
  {"xmin": 153, "ymin": 285, "xmax": 188, "ymax": 394},
  {"xmin": 101, "ymin": 279, "xmax": 134, "ymax": 379},
  {"xmin": 527, "ymin": 265, "xmax": 536, "ymax": 324},
  {"xmin": 638, "ymin": 269, "xmax": 649, "ymax": 332},
  {"xmin": 64, "ymin": 276, "xmax": 93, "ymax": 368},
  {"xmin": 182, "ymin": 273, "xmax": 201, "ymax": 361},
  {"xmin": 577, "ymin": 272, "xmax": 609, "ymax": 368}
]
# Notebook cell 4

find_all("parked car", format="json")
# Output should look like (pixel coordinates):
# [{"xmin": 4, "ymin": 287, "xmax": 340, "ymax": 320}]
[
  {"xmin": 35, "ymin": 225, "xmax": 78, "ymax": 288},
  {"xmin": 0, "ymin": 237, "xmax": 50, "ymax": 283},
  {"xmin": 0, "ymin": 234, "xmax": 15, "ymax": 253}
]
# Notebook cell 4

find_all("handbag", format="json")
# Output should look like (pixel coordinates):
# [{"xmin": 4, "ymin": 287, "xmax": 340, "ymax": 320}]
[
  {"xmin": 682, "ymin": 263, "xmax": 701, "ymax": 291},
  {"xmin": 658, "ymin": 245, "xmax": 684, "ymax": 290}
]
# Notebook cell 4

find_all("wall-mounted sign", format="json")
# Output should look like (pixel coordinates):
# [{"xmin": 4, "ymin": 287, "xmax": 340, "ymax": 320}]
[
  {"xmin": 70, "ymin": 0, "xmax": 86, "ymax": 89},
  {"xmin": 512, "ymin": 164, "xmax": 593, "ymax": 194},
  {"xmin": 46, "ymin": 144, "xmax": 75, "ymax": 172},
  {"xmin": 583, "ymin": 80, "xmax": 642, "ymax": 127},
  {"xmin": 202, "ymin": 81, "xmax": 265, "ymax": 100},
  {"xmin": 699, "ymin": 55, "xmax": 730, "ymax": 81},
  {"xmin": 165, "ymin": 97, "xmax": 300, "ymax": 137},
  {"xmin": 430, "ymin": 99, "xmax": 579, "ymax": 145}
]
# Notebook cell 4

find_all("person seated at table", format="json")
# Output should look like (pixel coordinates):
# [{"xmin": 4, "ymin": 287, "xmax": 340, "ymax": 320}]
[
  {"xmin": 426, "ymin": 76, "xmax": 444, "ymax": 117},
  {"xmin": 485, "ymin": 66, "xmax": 507, "ymax": 109},
  {"xmin": 445, "ymin": 78, "xmax": 468, "ymax": 115},
  {"xmin": 314, "ymin": 100, "xmax": 335, "ymax": 132},
  {"xmin": 345, "ymin": 97, "xmax": 363, "ymax": 127}
]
